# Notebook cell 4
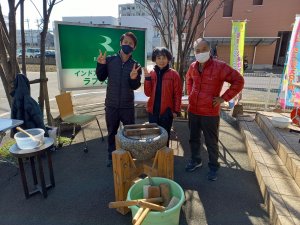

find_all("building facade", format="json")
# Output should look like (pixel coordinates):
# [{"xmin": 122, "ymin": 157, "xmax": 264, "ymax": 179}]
[
  {"xmin": 16, "ymin": 30, "xmax": 54, "ymax": 49},
  {"xmin": 204, "ymin": 0, "xmax": 300, "ymax": 69},
  {"xmin": 118, "ymin": 3, "xmax": 148, "ymax": 17},
  {"xmin": 119, "ymin": 1, "xmax": 162, "ymax": 56},
  {"xmin": 62, "ymin": 16, "xmax": 118, "ymax": 26}
]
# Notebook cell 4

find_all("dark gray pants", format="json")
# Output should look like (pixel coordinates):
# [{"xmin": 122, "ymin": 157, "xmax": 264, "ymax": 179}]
[
  {"xmin": 188, "ymin": 112, "xmax": 220, "ymax": 171},
  {"xmin": 148, "ymin": 107, "xmax": 173, "ymax": 147},
  {"xmin": 105, "ymin": 106, "xmax": 135, "ymax": 159}
]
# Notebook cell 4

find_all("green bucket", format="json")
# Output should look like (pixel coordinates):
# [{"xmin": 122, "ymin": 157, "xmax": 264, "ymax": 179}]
[{"xmin": 127, "ymin": 177, "xmax": 185, "ymax": 225}]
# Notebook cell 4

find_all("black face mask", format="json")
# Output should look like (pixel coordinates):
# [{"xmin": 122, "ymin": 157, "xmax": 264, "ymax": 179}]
[{"xmin": 121, "ymin": 45, "xmax": 134, "ymax": 55}]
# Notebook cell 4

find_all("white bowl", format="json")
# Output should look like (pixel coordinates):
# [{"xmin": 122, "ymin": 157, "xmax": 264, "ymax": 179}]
[
  {"xmin": 271, "ymin": 117, "xmax": 292, "ymax": 129},
  {"xmin": 14, "ymin": 128, "xmax": 45, "ymax": 150}
]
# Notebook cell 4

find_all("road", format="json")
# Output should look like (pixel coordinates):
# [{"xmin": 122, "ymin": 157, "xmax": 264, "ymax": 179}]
[
  {"xmin": 0, "ymin": 72, "xmax": 107, "ymax": 118},
  {"xmin": 0, "ymin": 69, "xmax": 282, "ymax": 118}
]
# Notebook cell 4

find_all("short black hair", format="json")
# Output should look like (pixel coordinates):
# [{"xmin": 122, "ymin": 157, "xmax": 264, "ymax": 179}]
[
  {"xmin": 151, "ymin": 47, "xmax": 173, "ymax": 62},
  {"xmin": 120, "ymin": 32, "xmax": 138, "ymax": 47}
]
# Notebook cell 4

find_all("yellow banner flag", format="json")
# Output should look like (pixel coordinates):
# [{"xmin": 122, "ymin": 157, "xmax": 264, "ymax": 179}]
[{"xmin": 230, "ymin": 21, "xmax": 246, "ymax": 75}]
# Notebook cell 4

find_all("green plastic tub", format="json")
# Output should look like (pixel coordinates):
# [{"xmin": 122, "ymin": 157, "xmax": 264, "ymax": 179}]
[{"xmin": 127, "ymin": 177, "xmax": 185, "ymax": 225}]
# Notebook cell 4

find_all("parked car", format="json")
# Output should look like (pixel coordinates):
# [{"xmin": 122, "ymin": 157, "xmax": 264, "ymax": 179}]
[
  {"xmin": 17, "ymin": 48, "xmax": 40, "ymax": 58},
  {"xmin": 35, "ymin": 50, "xmax": 55, "ymax": 59}
]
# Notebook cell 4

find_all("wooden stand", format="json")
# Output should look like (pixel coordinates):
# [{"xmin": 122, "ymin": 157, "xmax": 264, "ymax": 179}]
[{"xmin": 112, "ymin": 146, "xmax": 174, "ymax": 215}]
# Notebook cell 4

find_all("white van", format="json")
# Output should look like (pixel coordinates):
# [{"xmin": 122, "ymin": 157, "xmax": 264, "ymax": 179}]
[{"xmin": 17, "ymin": 48, "xmax": 40, "ymax": 58}]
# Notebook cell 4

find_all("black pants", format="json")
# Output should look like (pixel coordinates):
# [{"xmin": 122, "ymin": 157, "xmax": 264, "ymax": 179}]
[
  {"xmin": 188, "ymin": 112, "xmax": 220, "ymax": 171},
  {"xmin": 149, "ymin": 108, "xmax": 173, "ymax": 147},
  {"xmin": 105, "ymin": 106, "xmax": 135, "ymax": 159}
]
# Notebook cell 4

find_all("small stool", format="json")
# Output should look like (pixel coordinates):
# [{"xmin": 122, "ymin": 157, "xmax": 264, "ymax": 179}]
[{"xmin": 9, "ymin": 137, "xmax": 55, "ymax": 199}]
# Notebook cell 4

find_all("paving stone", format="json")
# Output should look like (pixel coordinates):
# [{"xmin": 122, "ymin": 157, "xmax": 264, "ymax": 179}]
[
  {"xmin": 239, "ymin": 115, "xmax": 300, "ymax": 225},
  {"xmin": 281, "ymin": 195, "xmax": 300, "ymax": 219},
  {"xmin": 292, "ymin": 216, "xmax": 300, "ymax": 225},
  {"xmin": 273, "ymin": 178, "xmax": 300, "ymax": 197},
  {"xmin": 268, "ymin": 193, "xmax": 290, "ymax": 217},
  {"xmin": 267, "ymin": 164, "xmax": 291, "ymax": 179},
  {"xmin": 275, "ymin": 215, "xmax": 296, "ymax": 225}
]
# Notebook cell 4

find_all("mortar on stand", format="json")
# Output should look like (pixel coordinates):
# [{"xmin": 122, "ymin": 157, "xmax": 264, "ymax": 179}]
[{"xmin": 112, "ymin": 123, "xmax": 174, "ymax": 215}]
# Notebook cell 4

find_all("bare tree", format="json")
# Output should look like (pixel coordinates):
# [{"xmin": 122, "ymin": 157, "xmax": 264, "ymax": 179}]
[
  {"xmin": 19, "ymin": 0, "xmax": 26, "ymax": 74},
  {"xmin": 137, "ymin": 0, "xmax": 224, "ymax": 80},
  {"xmin": 30, "ymin": 0, "xmax": 62, "ymax": 125},
  {"xmin": 0, "ymin": 0, "xmax": 62, "ymax": 125},
  {"xmin": 0, "ymin": 1, "xmax": 21, "ymax": 107}
]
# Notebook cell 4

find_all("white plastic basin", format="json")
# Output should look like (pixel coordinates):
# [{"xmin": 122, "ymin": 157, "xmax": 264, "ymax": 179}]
[
  {"xmin": 14, "ymin": 128, "xmax": 45, "ymax": 149},
  {"xmin": 271, "ymin": 117, "xmax": 292, "ymax": 129}
]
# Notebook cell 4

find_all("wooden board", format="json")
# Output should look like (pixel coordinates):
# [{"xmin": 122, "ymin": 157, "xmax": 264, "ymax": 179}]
[
  {"xmin": 124, "ymin": 127, "xmax": 160, "ymax": 137},
  {"xmin": 123, "ymin": 123, "xmax": 157, "ymax": 130}
]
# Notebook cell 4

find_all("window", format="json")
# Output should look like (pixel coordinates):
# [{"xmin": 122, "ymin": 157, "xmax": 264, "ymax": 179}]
[
  {"xmin": 253, "ymin": 0, "xmax": 263, "ymax": 5},
  {"xmin": 223, "ymin": 0, "xmax": 233, "ymax": 17}
]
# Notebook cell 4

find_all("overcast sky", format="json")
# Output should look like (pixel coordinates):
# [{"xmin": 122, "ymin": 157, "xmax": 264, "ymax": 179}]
[{"xmin": 1, "ymin": 0, "xmax": 134, "ymax": 30}]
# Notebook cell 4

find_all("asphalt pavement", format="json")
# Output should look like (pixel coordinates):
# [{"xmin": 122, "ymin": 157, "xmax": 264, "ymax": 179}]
[
  {"xmin": 0, "ymin": 110, "xmax": 270, "ymax": 225},
  {"xmin": 0, "ymin": 68, "xmax": 270, "ymax": 224}
]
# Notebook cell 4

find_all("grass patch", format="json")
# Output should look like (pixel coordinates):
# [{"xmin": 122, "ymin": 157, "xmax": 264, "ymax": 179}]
[
  {"xmin": 0, "ymin": 136, "xmax": 71, "ymax": 164},
  {"xmin": 58, "ymin": 136, "xmax": 72, "ymax": 146},
  {"xmin": 0, "ymin": 140, "xmax": 17, "ymax": 164},
  {"xmin": 26, "ymin": 64, "xmax": 57, "ymax": 72}
]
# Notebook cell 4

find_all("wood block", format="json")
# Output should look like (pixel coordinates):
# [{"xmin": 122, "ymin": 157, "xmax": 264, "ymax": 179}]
[
  {"xmin": 115, "ymin": 135, "xmax": 121, "ymax": 149},
  {"xmin": 112, "ymin": 149, "xmax": 133, "ymax": 215},
  {"xmin": 159, "ymin": 183, "xmax": 171, "ymax": 206},
  {"xmin": 148, "ymin": 186, "xmax": 161, "ymax": 198},
  {"xmin": 157, "ymin": 147, "xmax": 174, "ymax": 179},
  {"xmin": 143, "ymin": 185, "xmax": 151, "ymax": 198},
  {"xmin": 166, "ymin": 196, "xmax": 180, "ymax": 210}
]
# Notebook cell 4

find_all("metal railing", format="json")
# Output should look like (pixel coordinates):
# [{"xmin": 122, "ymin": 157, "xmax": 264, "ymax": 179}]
[{"xmin": 240, "ymin": 72, "xmax": 282, "ymax": 111}]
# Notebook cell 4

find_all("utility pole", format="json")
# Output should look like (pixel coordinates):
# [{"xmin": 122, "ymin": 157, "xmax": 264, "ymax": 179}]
[
  {"xmin": 36, "ymin": 19, "xmax": 42, "ymax": 47},
  {"xmin": 25, "ymin": 18, "xmax": 34, "ymax": 47}
]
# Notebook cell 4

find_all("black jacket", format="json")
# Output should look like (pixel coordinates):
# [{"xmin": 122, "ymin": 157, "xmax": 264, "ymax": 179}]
[
  {"xmin": 96, "ymin": 53, "xmax": 141, "ymax": 108},
  {"xmin": 10, "ymin": 74, "xmax": 48, "ymax": 135}
]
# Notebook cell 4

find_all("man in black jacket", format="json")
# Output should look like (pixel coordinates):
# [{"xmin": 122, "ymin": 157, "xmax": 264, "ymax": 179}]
[{"xmin": 96, "ymin": 32, "xmax": 142, "ymax": 167}]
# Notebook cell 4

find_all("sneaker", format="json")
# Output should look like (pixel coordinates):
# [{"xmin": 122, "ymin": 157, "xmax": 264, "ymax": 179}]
[
  {"xmin": 185, "ymin": 160, "xmax": 203, "ymax": 172},
  {"xmin": 106, "ymin": 159, "xmax": 112, "ymax": 167},
  {"xmin": 207, "ymin": 170, "xmax": 217, "ymax": 181}
]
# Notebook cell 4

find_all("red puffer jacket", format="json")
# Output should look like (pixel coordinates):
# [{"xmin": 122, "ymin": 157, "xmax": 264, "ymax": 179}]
[
  {"xmin": 144, "ymin": 68, "xmax": 182, "ymax": 115},
  {"xmin": 186, "ymin": 58, "xmax": 244, "ymax": 116}
]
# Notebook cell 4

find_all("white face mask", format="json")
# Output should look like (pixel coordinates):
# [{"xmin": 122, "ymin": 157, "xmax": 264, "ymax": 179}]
[{"xmin": 195, "ymin": 51, "xmax": 210, "ymax": 63}]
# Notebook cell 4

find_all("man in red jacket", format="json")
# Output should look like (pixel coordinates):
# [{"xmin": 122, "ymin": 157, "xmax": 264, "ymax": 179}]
[{"xmin": 185, "ymin": 38, "xmax": 244, "ymax": 181}]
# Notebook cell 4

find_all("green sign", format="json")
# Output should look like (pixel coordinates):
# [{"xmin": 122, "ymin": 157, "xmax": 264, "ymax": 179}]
[{"xmin": 54, "ymin": 21, "xmax": 146, "ymax": 91}]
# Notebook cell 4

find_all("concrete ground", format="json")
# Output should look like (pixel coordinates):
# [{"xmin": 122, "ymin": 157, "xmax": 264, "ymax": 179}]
[{"xmin": 0, "ymin": 111, "xmax": 270, "ymax": 225}]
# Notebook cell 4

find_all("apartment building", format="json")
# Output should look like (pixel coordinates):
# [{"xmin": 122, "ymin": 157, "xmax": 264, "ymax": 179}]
[
  {"xmin": 119, "ymin": 2, "xmax": 148, "ymax": 17},
  {"xmin": 203, "ymin": 0, "xmax": 300, "ymax": 69},
  {"xmin": 118, "ymin": 1, "xmax": 161, "ymax": 56},
  {"xmin": 16, "ymin": 30, "xmax": 54, "ymax": 49},
  {"xmin": 62, "ymin": 16, "xmax": 118, "ymax": 26}
]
